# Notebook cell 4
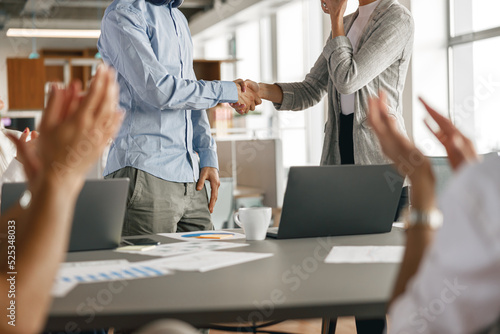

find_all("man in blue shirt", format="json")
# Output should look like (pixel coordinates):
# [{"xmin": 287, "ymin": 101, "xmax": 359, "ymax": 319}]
[{"xmin": 98, "ymin": 0, "xmax": 260, "ymax": 235}]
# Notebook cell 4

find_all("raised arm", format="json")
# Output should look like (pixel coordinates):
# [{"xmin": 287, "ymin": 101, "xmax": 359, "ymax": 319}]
[
  {"xmin": 367, "ymin": 92, "xmax": 436, "ymax": 308},
  {"xmin": 322, "ymin": 0, "xmax": 414, "ymax": 95},
  {"xmin": 0, "ymin": 67, "xmax": 122, "ymax": 334}
]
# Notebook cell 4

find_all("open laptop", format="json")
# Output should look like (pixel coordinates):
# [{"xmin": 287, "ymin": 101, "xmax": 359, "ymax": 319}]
[
  {"xmin": 1, "ymin": 179, "xmax": 129, "ymax": 252},
  {"xmin": 267, "ymin": 164, "xmax": 404, "ymax": 239}
]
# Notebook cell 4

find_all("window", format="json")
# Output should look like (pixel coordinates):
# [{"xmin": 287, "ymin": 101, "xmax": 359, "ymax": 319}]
[
  {"xmin": 449, "ymin": 0, "xmax": 500, "ymax": 152},
  {"xmin": 192, "ymin": 0, "xmax": 328, "ymax": 167}
]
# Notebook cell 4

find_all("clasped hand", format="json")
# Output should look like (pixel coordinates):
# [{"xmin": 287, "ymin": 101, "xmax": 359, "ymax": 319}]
[{"xmin": 231, "ymin": 79, "xmax": 262, "ymax": 115}]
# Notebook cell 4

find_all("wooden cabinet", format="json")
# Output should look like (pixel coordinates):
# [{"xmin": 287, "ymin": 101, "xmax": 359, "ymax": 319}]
[
  {"xmin": 6, "ymin": 49, "xmax": 101, "ymax": 111},
  {"xmin": 193, "ymin": 60, "xmax": 222, "ymax": 81},
  {"xmin": 40, "ymin": 48, "xmax": 100, "ymax": 89},
  {"xmin": 6, "ymin": 55, "xmax": 226, "ymax": 112},
  {"xmin": 7, "ymin": 58, "xmax": 46, "ymax": 110}
]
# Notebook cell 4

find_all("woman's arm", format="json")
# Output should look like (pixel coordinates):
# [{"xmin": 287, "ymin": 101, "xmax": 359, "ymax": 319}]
[
  {"xmin": 368, "ymin": 93, "xmax": 481, "ymax": 309},
  {"xmin": 257, "ymin": 53, "xmax": 330, "ymax": 111},
  {"xmin": 322, "ymin": 3, "xmax": 414, "ymax": 95},
  {"xmin": 258, "ymin": 83, "xmax": 283, "ymax": 104},
  {"xmin": 0, "ymin": 67, "xmax": 122, "ymax": 334},
  {"xmin": 0, "ymin": 173, "xmax": 82, "ymax": 334},
  {"xmin": 322, "ymin": 0, "xmax": 347, "ymax": 38},
  {"xmin": 367, "ymin": 93, "xmax": 437, "ymax": 307}
]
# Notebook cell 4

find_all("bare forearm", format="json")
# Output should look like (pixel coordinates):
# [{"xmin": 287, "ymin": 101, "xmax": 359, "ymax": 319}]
[
  {"xmin": 389, "ymin": 162, "xmax": 436, "ymax": 308},
  {"xmin": 330, "ymin": 12, "xmax": 345, "ymax": 38},
  {"xmin": 258, "ymin": 83, "xmax": 283, "ymax": 104},
  {"xmin": 1, "ymin": 175, "xmax": 82, "ymax": 334},
  {"xmin": 389, "ymin": 227, "xmax": 435, "ymax": 307}
]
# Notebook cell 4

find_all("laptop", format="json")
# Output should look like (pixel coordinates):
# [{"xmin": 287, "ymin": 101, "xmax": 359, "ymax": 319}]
[
  {"xmin": 1, "ymin": 179, "xmax": 129, "ymax": 252},
  {"xmin": 267, "ymin": 164, "xmax": 404, "ymax": 239}
]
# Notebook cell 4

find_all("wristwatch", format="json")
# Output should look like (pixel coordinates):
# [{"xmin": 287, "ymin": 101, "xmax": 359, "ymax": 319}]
[
  {"xmin": 405, "ymin": 208, "xmax": 443, "ymax": 230},
  {"xmin": 19, "ymin": 189, "xmax": 32, "ymax": 209}
]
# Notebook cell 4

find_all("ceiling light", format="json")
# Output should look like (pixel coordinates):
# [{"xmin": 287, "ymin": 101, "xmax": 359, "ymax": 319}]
[{"xmin": 6, "ymin": 28, "xmax": 101, "ymax": 39}]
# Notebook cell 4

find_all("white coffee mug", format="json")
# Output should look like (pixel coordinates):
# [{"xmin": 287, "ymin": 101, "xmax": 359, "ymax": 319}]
[{"xmin": 233, "ymin": 207, "xmax": 272, "ymax": 241}]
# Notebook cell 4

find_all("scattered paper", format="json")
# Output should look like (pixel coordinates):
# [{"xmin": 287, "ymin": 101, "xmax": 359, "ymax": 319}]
[
  {"xmin": 52, "ymin": 249, "xmax": 270, "ymax": 297},
  {"xmin": 143, "ymin": 251, "xmax": 273, "ymax": 272},
  {"xmin": 117, "ymin": 245, "xmax": 158, "ymax": 252},
  {"xmin": 52, "ymin": 259, "xmax": 174, "ymax": 297},
  {"xmin": 115, "ymin": 241, "xmax": 248, "ymax": 257},
  {"xmin": 51, "ymin": 280, "xmax": 78, "ymax": 298},
  {"xmin": 325, "ymin": 246, "xmax": 405, "ymax": 264},
  {"xmin": 158, "ymin": 230, "xmax": 246, "ymax": 242}
]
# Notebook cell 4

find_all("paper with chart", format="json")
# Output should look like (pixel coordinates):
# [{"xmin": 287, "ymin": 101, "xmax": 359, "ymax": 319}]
[
  {"xmin": 115, "ymin": 241, "xmax": 249, "ymax": 257},
  {"xmin": 325, "ymin": 246, "xmax": 405, "ymax": 263},
  {"xmin": 52, "ymin": 250, "xmax": 272, "ymax": 297},
  {"xmin": 52, "ymin": 259, "xmax": 173, "ymax": 297},
  {"xmin": 142, "ymin": 250, "xmax": 273, "ymax": 272},
  {"xmin": 158, "ymin": 230, "xmax": 246, "ymax": 241}
]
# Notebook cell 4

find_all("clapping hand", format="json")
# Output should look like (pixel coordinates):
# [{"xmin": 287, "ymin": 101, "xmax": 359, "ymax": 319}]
[
  {"xmin": 231, "ymin": 79, "xmax": 262, "ymax": 115},
  {"xmin": 420, "ymin": 98, "xmax": 478, "ymax": 171},
  {"xmin": 368, "ymin": 91, "xmax": 435, "ymax": 210},
  {"xmin": 8, "ymin": 66, "xmax": 123, "ymax": 191},
  {"xmin": 368, "ymin": 91, "xmax": 425, "ymax": 177}
]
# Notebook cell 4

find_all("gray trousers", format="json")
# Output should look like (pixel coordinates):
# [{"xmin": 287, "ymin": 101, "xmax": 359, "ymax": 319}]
[{"xmin": 105, "ymin": 167, "xmax": 213, "ymax": 236}]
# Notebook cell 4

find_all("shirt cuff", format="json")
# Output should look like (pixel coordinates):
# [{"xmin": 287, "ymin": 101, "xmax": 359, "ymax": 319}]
[
  {"xmin": 322, "ymin": 35, "xmax": 352, "ymax": 61},
  {"xmin": 198, "ymin": 148, "xmax": 219, "ymax": 170},
  {"xmin": 273, "ymin": 82, "xmax": 296, "ymax": 111},
  {"xmin": 218, "ymin": 81, "xmax": 239, "ymax": 104}
]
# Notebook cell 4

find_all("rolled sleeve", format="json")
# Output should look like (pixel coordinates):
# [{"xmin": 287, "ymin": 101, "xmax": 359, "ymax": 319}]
[
  {"xmin": 322, "ymin": 13, "xmax": 414, "ymax": 95},
  {"xmin": 273, "ymin": 83, "xmax": 296, "ymax": 111},
  {"xmin": 322, "ymin": 35, "xmax": 352, "ymax": 60}
]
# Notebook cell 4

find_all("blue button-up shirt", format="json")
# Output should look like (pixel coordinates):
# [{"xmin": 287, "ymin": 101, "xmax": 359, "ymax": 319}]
[{"xmin": 98, "ymin": 0, "xmax": 238, "ymax": 182}]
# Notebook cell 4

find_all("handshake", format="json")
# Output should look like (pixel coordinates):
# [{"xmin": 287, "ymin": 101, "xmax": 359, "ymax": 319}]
[{"xmin": 230, "ymin": 79, "xmax": 262, "ymax": 115}]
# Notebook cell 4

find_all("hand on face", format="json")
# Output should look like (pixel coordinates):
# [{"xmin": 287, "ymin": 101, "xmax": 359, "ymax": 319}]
[
  {"xmin": 9, "ymin": 66, "xmax": 123, "ymax": 190},
  {"xmin": 321, "ymin": 0, "xmax": 348, "ymax": 16},
  {"xmin": 420, "ymin": 97, "xmax": 478, "ymax": 171},
  {"xmin": 231, "ymin": 79, "xmax": 262, "ymax": 115}
]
